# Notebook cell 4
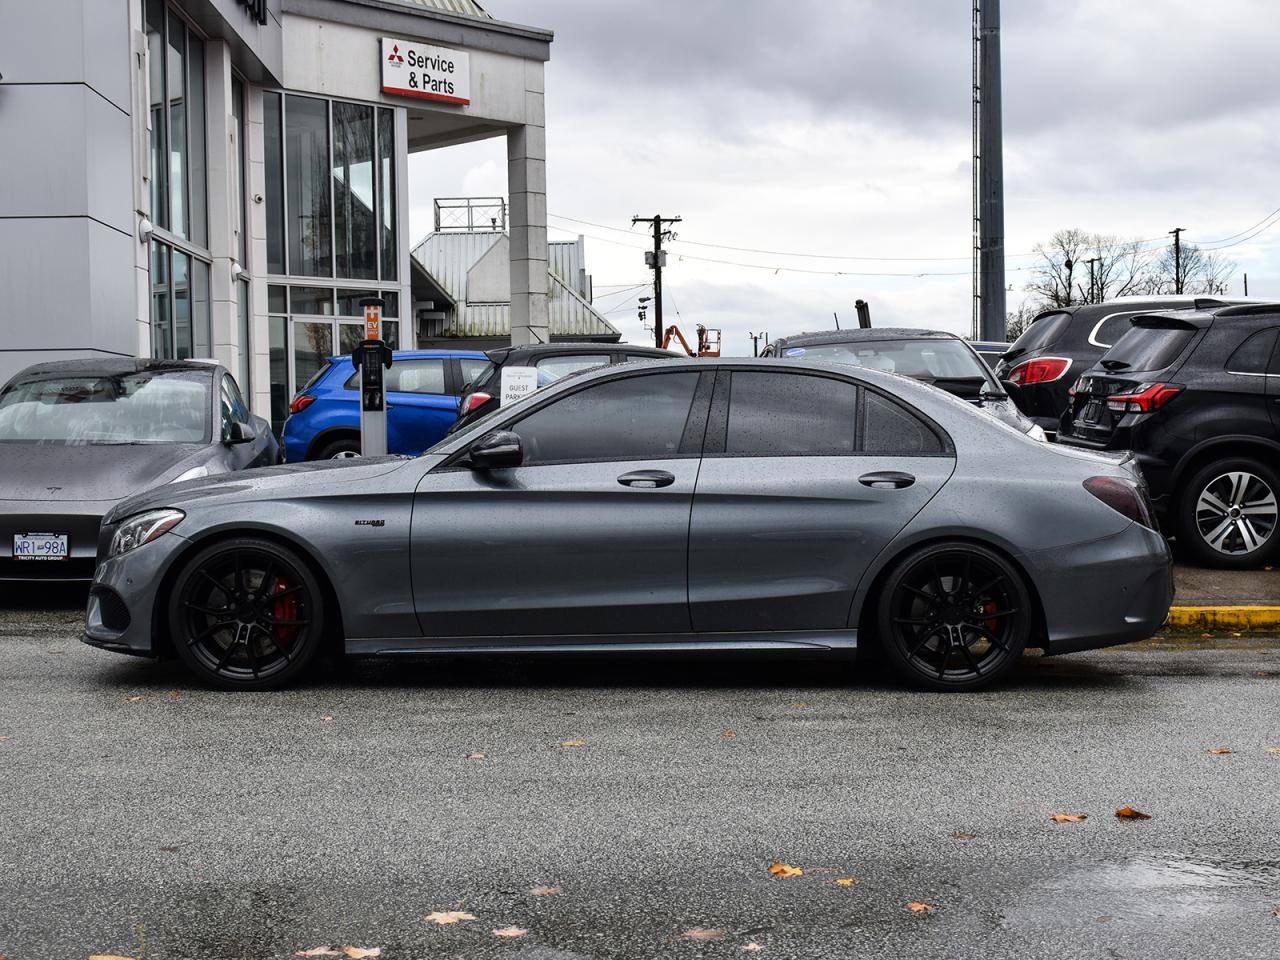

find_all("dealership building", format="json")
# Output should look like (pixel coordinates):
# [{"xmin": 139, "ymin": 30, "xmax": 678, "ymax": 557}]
[{"xmin": 0, "ymin": 0, "xmax": 553, "ymax": 432}]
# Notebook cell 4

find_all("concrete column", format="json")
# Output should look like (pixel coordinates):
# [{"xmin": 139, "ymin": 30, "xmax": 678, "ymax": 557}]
[
  {"xmin": 204, "ymin": 41, "xmax": 241, "ymax": 376},
  {"xmin": 245, "ymin": 84, "xmax": 273, "ymax": 419},
  {"xmin": 506, "ymin": 64, "xmax": 549, "ymax": 346}
]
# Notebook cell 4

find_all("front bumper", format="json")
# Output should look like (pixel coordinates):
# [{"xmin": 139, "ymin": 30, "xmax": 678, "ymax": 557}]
[
  {"xmin": 1028, "ymin": 521, "xmax": 1174, "ymax": 656},
  {"xmin": 0, "ymin": 498, "xmax": 120, "ymax": 581},
  {"xmin": 82, "ymin": 530, "xmax": 190, "ymax": 656}
]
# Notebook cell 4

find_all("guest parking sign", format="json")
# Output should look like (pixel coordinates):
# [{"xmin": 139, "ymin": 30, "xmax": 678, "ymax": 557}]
[{"xmin": 381, "ymin": 37, "xmax": 470, "ymax": 105}]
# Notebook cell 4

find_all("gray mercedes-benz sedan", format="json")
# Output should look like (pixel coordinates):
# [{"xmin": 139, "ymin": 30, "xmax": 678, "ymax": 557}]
[{"xmin": 83, "ymin": 358, "xmax": 1172, "ymax": 691}]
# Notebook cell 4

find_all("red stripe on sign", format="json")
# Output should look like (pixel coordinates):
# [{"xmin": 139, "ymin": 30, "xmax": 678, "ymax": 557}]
[{"xmin": 382, "ymin": 85, "xmax": 470, "ymax": 105}]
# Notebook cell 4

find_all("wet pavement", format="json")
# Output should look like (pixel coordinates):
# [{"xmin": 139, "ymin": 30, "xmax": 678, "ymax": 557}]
[{"xmin": 1, "ymin": 588, "xmax": 1279, "ymax": 959}]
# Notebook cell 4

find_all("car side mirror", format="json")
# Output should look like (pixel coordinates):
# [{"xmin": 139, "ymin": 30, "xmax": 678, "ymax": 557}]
[
  {"xmin": 224, "ymin": 420, "xmax": 256, "ymax": 445},
  {"xmin": 468, "ymin": 430, "xmax": 523, "ymax": 469}
]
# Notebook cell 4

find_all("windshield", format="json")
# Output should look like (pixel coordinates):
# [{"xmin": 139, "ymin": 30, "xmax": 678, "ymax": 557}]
[
  {"xmin": 786, "ymin": 339, "xmax": 996, "ymax": 390},
  {"xmin": 0, "ymin": 370, "xmax": 211, "ymax": 444}
]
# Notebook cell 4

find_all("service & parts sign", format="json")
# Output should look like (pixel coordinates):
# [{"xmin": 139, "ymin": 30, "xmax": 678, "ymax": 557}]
[{"xmin": 381, "ymin": 37, "xmax": 471, "ymax": 106}]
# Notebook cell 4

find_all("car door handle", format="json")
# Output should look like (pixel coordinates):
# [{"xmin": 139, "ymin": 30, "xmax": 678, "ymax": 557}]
[
  {"xmin": 858, "ymin": 470, "xmax": 916, "ymax": 489},
  {"xmin": 617, "ymin": 469, "xmax": 676, "ymax": 489}
]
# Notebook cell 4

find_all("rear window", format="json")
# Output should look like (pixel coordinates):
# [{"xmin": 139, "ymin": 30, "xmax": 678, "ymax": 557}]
[
  {"xmin": 1101, "ymin": 325, "xmax": 1196, "ymax": 373},
  {"xmin": 300, "ymin": 361, "xmax": 332, "ymax": 393},
  {"xmin": 1009, "ymin": 311, "xmax": 1071, "ymax": 353},
  {"xmin": 460, "ymin": 358, "xmax": 493, "ymax": 390}
]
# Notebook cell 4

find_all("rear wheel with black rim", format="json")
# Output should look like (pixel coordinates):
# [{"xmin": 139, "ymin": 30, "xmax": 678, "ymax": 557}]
[
  {"xmin": 168, "ymin": 537, "xmax": 325, "ymax": 690},
  {"xmin": 1178, "ymin": 457, "xmax": 1280, "ymax": 569},
  {"xmin": 876, "ymin": 542, "xmax": 1031, "ymax": 691}
]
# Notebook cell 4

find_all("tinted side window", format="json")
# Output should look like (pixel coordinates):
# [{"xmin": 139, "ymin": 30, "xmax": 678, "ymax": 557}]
[
  {"xmin": 387, "ymin": 359, "xmax": 446, "ymax": 395},
  {"xmin": 1009, "ymin": 311, "xmax": 1071, "ymax": 353},
  {"xmin": 1226, "ymin": 328, "xmax": 1279, "ymax": 375},
  {"xmin": 222, "ymin": 375, "xmax": 250, "ymax": 423},
  {"xmin": 725, "ymin": 372, "xmax": 856, "ymax": 456},
  {"xmin": 460, "ymin": 358, "xmax": 492, "ymax": 389},
  {"xmin": 863, "ymin": 392, "xmax": 943, "ymax": 455},
  {"xmin": 513, "ymin": 372, "xmax": 699, "ymax": 465},
  {"xmin": 1093, "ymin": 312, "xmax": 1136, "ymax": 349}
]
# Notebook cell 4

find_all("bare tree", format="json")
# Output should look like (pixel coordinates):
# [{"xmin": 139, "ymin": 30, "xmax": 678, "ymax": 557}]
[
  {"xmin": 1004, "ymin": 299, "xmax": 1039, "ymax": 342},
  {"xmin": 1024, "ymin": 229, "xmax": 1154, "ymax": 309},
  {"xmin": 1141, "ymin": 243, "xmax": 1236, "ymax": 297}
]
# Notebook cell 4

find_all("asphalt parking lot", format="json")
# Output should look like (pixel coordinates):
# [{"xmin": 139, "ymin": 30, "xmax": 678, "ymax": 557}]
[{"xmin": 2, "ymin": 587, "xmax": 1279, "ymax": 960}]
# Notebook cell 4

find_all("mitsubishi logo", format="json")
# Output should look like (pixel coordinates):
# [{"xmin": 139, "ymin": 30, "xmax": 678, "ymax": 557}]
[{"xmin": 388, "ymin": 44, "xmax": 404, "ymax": 64}]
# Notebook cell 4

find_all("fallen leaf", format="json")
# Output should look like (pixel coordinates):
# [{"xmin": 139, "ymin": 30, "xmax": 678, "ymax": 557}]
[
  {"xmin": 491, "ymin": 927, "xmax": 528, "ymax": 939},
  {"xmin": 559, "ymin": 739, "xmax": 587, "ymax": 748},
  {"xmin": 159, "ymin": 845, "xmax": 180, "ymax": 853},
  {"xmin": 167, "ymin": 690, "xmax": 182, "ymax": 699},
  {"xmin": 834, "ymin": 878, "xmax": 858, "ymax": 886},
  {"xmin": 425, "ymin": 910, "xmax": 478, "ymax": 925},
  {"xmin": 1115, "ymin": 806, "xmax": 1152, "ymax": 820},
  {"xmin": 465, "ymin": 751, "xmax": 486, "ymax": 760},
  {"xmin": 1204, "ymin": 747, "xmax": 1233, "ymax": 755},
  {"xmin": 767, "ymin": 862, "xmax": 803, "ymax": 877},
  {"xmin": 907, "ymin": 902, "xmax": 935, "ymax": 913},
  {"xmin": 1255, "ymin": 672, "xmax": 1274, "ymax": 678},
  {"xmin": 342, "ymin": 949, "xmax": 381, "ymax": 958},
  {"xmin": 1096, "ymin": 915, "xmax": 1114, "ymax": 923},
  {"xmin": 1050, "ymin": 813, "xmax": 1087, "ymax": 823},
  {"xmin": 529, "ymin": 886, "xmax": 561, "ymax": 896},
  {"xmin": 791, "ymin": 703, "xmax": 809, "ymax": 709},
  {"xmin": 742, "ymin": 945, "xmax": 765, "ymax": 953},
  {"xmin": 89, "ymin": 955, "xmax": 137, "ymax": 960},
  {"xmin": 681, "ymin": 928, "xmax": 726, "ymax": 940},
  {"xmin": 951, "ymin": 831, "xmax": 977, "ymax": 841},
  {"xmin": 0, "ymin": 736, "xmax": 10, "ymax": 742},
  {"xmin": 124, "ymin": 696, "xmax": 144, "ymax": 703},
  {"xmin": 294, "ymin": 950, "xmax": 340, "ymax": 958},
  {"xmin": 320, "ymin": 715, "xmax": 334, "ymax": 722},
  {"xmin": 722, "ymin": 731, "xmax": 737, "ymax": 738},
  {"xmin": 1267, "ymin": 747, "xmax": 1280, "ymax": 754}
]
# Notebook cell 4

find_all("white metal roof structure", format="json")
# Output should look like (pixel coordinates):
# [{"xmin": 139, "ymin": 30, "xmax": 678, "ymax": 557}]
[
  {"xmin": 401, "ymin": 0, "xmax": 493, "ymax": 19},
  {"xmin": 411, "ymin": 232, "xmax": 621, "ymax": 340}
]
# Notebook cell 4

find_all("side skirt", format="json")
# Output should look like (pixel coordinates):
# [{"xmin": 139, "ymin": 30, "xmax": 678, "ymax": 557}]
[{"xmin": 345, "ymin": 630, "xmax": 858, "ymax": 657}]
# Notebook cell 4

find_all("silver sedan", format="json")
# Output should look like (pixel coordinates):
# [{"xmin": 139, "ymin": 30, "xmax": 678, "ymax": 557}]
[{"xmin": 83, "ymin": 358, "xmax": 1172, "ymax": 691}]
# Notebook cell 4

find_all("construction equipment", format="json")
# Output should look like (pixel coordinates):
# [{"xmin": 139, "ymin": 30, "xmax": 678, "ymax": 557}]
[{"xmin": 661, "ymin": 324, "xmax": 721, "ymax": 357}]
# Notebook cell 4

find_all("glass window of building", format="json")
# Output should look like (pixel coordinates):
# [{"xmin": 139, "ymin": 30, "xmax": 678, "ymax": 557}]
[
  {"xmin": 333, "ymin": 102, "xmax": 377, "ymax": 279},
  {"xmin": 378, "ymin": 107, "xmax": 397, "ymax": 281},
  {"xmin": 264, "ymin": 92, "xmax": 286, "ymax": 275},
  {"xmin": 285, "ymin": 95, "xmax": 332, "ymax": 278}
]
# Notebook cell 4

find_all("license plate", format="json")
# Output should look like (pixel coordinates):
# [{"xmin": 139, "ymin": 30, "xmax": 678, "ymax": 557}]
[
  {"xmin": 1081, "ymin": 399, "xmax": 1105, "ymax": 423},
  {"xmin": 13, "ymin": 532, "xmax": 68, "ymax": 561}
]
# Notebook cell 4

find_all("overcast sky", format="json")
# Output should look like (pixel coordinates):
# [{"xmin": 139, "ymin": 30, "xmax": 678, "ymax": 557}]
[{"xmin": 407, "ymin": 0, "xmax": 1280, "ymax": 355}]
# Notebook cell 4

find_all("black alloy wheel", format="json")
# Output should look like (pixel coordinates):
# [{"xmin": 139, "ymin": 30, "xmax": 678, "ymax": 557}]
[
  {"xmin": 1178, "ymin": 457, "xmax": 1280, "ymax": 570},
  {"xmin": 877, "ymin": 542, "xmax": 1031, "ymax": 691},
  {"xmin": 169, "ymin": 537, "xmax": 325, "ymax": 690}
]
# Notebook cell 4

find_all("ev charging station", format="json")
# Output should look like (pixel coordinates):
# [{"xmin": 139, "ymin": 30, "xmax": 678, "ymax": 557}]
[{"xmin": 353, "ymin": 297, "xmax": 394, "ymax": 457}]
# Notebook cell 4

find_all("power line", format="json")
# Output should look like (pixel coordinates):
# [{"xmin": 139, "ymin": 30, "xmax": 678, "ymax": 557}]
[{"xmin": 1199, "ymin": 205, "xmax": 1280, "ymax": 246}]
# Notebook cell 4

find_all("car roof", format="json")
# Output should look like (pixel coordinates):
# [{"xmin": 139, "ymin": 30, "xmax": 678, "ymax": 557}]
[
  {"xmin": 776, "ymin": 328, "xmax": 963, "ymax": 347},
  {"xmin": 325, "ymin": 348, "xmax": 488, "ymax": 364},
  {"xmin": 9, "ymin": 357, "xmax": 221, "ymax": 381},
  {"xmin": 487, "ymin": 342, "xmax": 678, "ymax": 361}
]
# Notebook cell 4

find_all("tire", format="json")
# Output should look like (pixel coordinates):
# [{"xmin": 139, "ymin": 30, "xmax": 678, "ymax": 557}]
[
  {"xmin": 876, "ymin": 542, "xmax": 1031, "ymax": 692},
  {"xmin": 314, "ymin": 436, "xmax": 361, "ymax": 460},
  {"xmin": 168, "ymin": 537, "xmax": 327, "ymax": 690},
  {"xmin": 1177, "ymin": 457, "xmax": 1280, "ymax": 569}
]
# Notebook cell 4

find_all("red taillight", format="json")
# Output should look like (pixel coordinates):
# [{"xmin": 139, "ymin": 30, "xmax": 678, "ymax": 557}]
[
  {"xmin": 459, "ymin": 392, "xmax": 492, "ymax": 416},
  {"xmin": 1106, "ymin": 383, "xmax": 1181, "ymax": 414},
  {"xmin": 1008, "ymin": 356, "xmax": 1072, "ymax": 385},
  {"xmin": 289, "ymin": 394, "xmax": 317, "ymax": 415},
  {"xmin": 1084, "ymin": 476, "xmax": 1156, "ymax": 529}
]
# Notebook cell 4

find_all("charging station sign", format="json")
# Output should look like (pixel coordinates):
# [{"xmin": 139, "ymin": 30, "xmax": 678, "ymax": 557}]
[{"xmin": 381, "ymin": 37, "xmax": 470, "ymax": 106}]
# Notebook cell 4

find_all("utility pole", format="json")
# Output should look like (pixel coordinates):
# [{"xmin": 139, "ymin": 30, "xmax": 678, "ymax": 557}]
[
  {"xmin": 749, "ymin": 332, "xmax": 764, "ymax": 357},
  {"xmin": 975, "ymin": 0, "xmax": 1006, "ymax": 342},
  {"xmin": 1170, "ymin": 227, "xmax": 1185, "ymax": 294},
  {"xmin": 1084, "ymin": 256, "xmax": 1101, "ymax": 304},
  {"xmin": 634, "ymin": 214, "xmax": 681, "ymax": 348},
  {"xmin": 1244, "ymin": 272, "xmax": 1249, "ymax": 296}
]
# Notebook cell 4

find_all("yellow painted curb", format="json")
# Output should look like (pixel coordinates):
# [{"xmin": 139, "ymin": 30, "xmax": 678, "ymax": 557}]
[{"xmin": 1167, "ymin": 606, "xmax": 1280, "ymax": 632}]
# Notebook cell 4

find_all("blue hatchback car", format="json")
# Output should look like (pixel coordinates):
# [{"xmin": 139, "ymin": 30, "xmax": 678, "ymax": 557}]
[{"xmin": 282, "ymin": 349, "xmax": 491, "ymax": 461}]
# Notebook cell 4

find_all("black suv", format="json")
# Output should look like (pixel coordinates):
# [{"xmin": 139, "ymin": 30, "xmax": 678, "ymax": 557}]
[
  {"xmin": 1058, "ymin": 303, "xmax": 1280, "ymax": 568},
  {"xmin": 452, "ymin": 342, "xmax": 679, "ymax": 433},
  {"xmin": 994, "ymin": 297, "xmax": 1245, "ymax": 436}
]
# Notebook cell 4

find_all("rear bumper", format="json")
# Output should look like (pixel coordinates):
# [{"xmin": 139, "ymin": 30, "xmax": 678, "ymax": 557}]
[{"xmin": 1028, "ymin": 522, "xmax": 1174, "ymax": 655}]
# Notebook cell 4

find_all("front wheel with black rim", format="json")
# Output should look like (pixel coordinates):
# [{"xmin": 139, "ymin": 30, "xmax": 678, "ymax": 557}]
[
  {"xmin": 168, "ymin": 537, "xmax": 326, "ymax": 690},
  {"xmin": 876, "ymin": 542, "xmax": 1032, "ymax": 692},
  {"xmin": 1177, "ymin": 457, "xmax": 1280, "ymax": 569}
]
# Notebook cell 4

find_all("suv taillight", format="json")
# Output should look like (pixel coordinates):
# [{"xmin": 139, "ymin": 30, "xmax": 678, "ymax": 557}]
[
  {"xmin": 1007, "ymin": 357, "xmax": 1072, "ymax": 385},
  {"xmin": 459, "ymin": 392, "xmax": 492, "ymax": 416},
  {"xmin": 1105, "ymin": 383, "xmax": 1181, "ymax": 414},
  {"xmin": 1084, "ymin": 476, "xmax": 1156, "ymax": 529},
  {"xmin": 289, "ymin": 394, "xmax": 316, "ymax": 415}
]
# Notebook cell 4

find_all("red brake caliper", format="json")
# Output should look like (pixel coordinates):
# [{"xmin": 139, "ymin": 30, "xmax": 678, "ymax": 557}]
[
  {"xmin": 981, "ymin": 599, "xmax": 998, "ymax": 635},
  {"xmin": 270, "ymin": 578, "xmax": 299, "ymax": 649}
]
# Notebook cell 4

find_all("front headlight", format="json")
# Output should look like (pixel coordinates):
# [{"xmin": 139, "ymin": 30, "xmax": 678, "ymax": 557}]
[
  {"xmin": 1026, "ymin": 423, "xmax": 1048, "ymax": 443},
  {"xmin": 108, "ymin": 509, "xmax": 185, "ymax": 558}
]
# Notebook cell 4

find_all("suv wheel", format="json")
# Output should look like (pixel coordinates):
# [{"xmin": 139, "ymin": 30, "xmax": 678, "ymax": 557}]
[
  {"xmin": 315, "ymin": 437, "xmax": 361, "ymax": 460},
  {"xmin": 1178, "ymin": 458, "xmax": 1280, "ymax": 569}
]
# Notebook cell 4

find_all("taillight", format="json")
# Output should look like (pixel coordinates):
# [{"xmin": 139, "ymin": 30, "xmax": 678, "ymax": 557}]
[
  {"xmin": 1008, "ymin": 357, "xmax": 1072, "ymax": 385},
  {"xmin": 289, "ymin": 394, "xmax": 317, "ymax": 415},
  {"xmin": 1105, "ymin": 383, "xmax": 1181, "ymax": 415},
  {"xmin": 459, "ymin": 392, "xmax": 492, "ymax": 416},
  {"xmin": 1084, "ymin": 476, "xmax": 1156, "ymax": 529}
]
